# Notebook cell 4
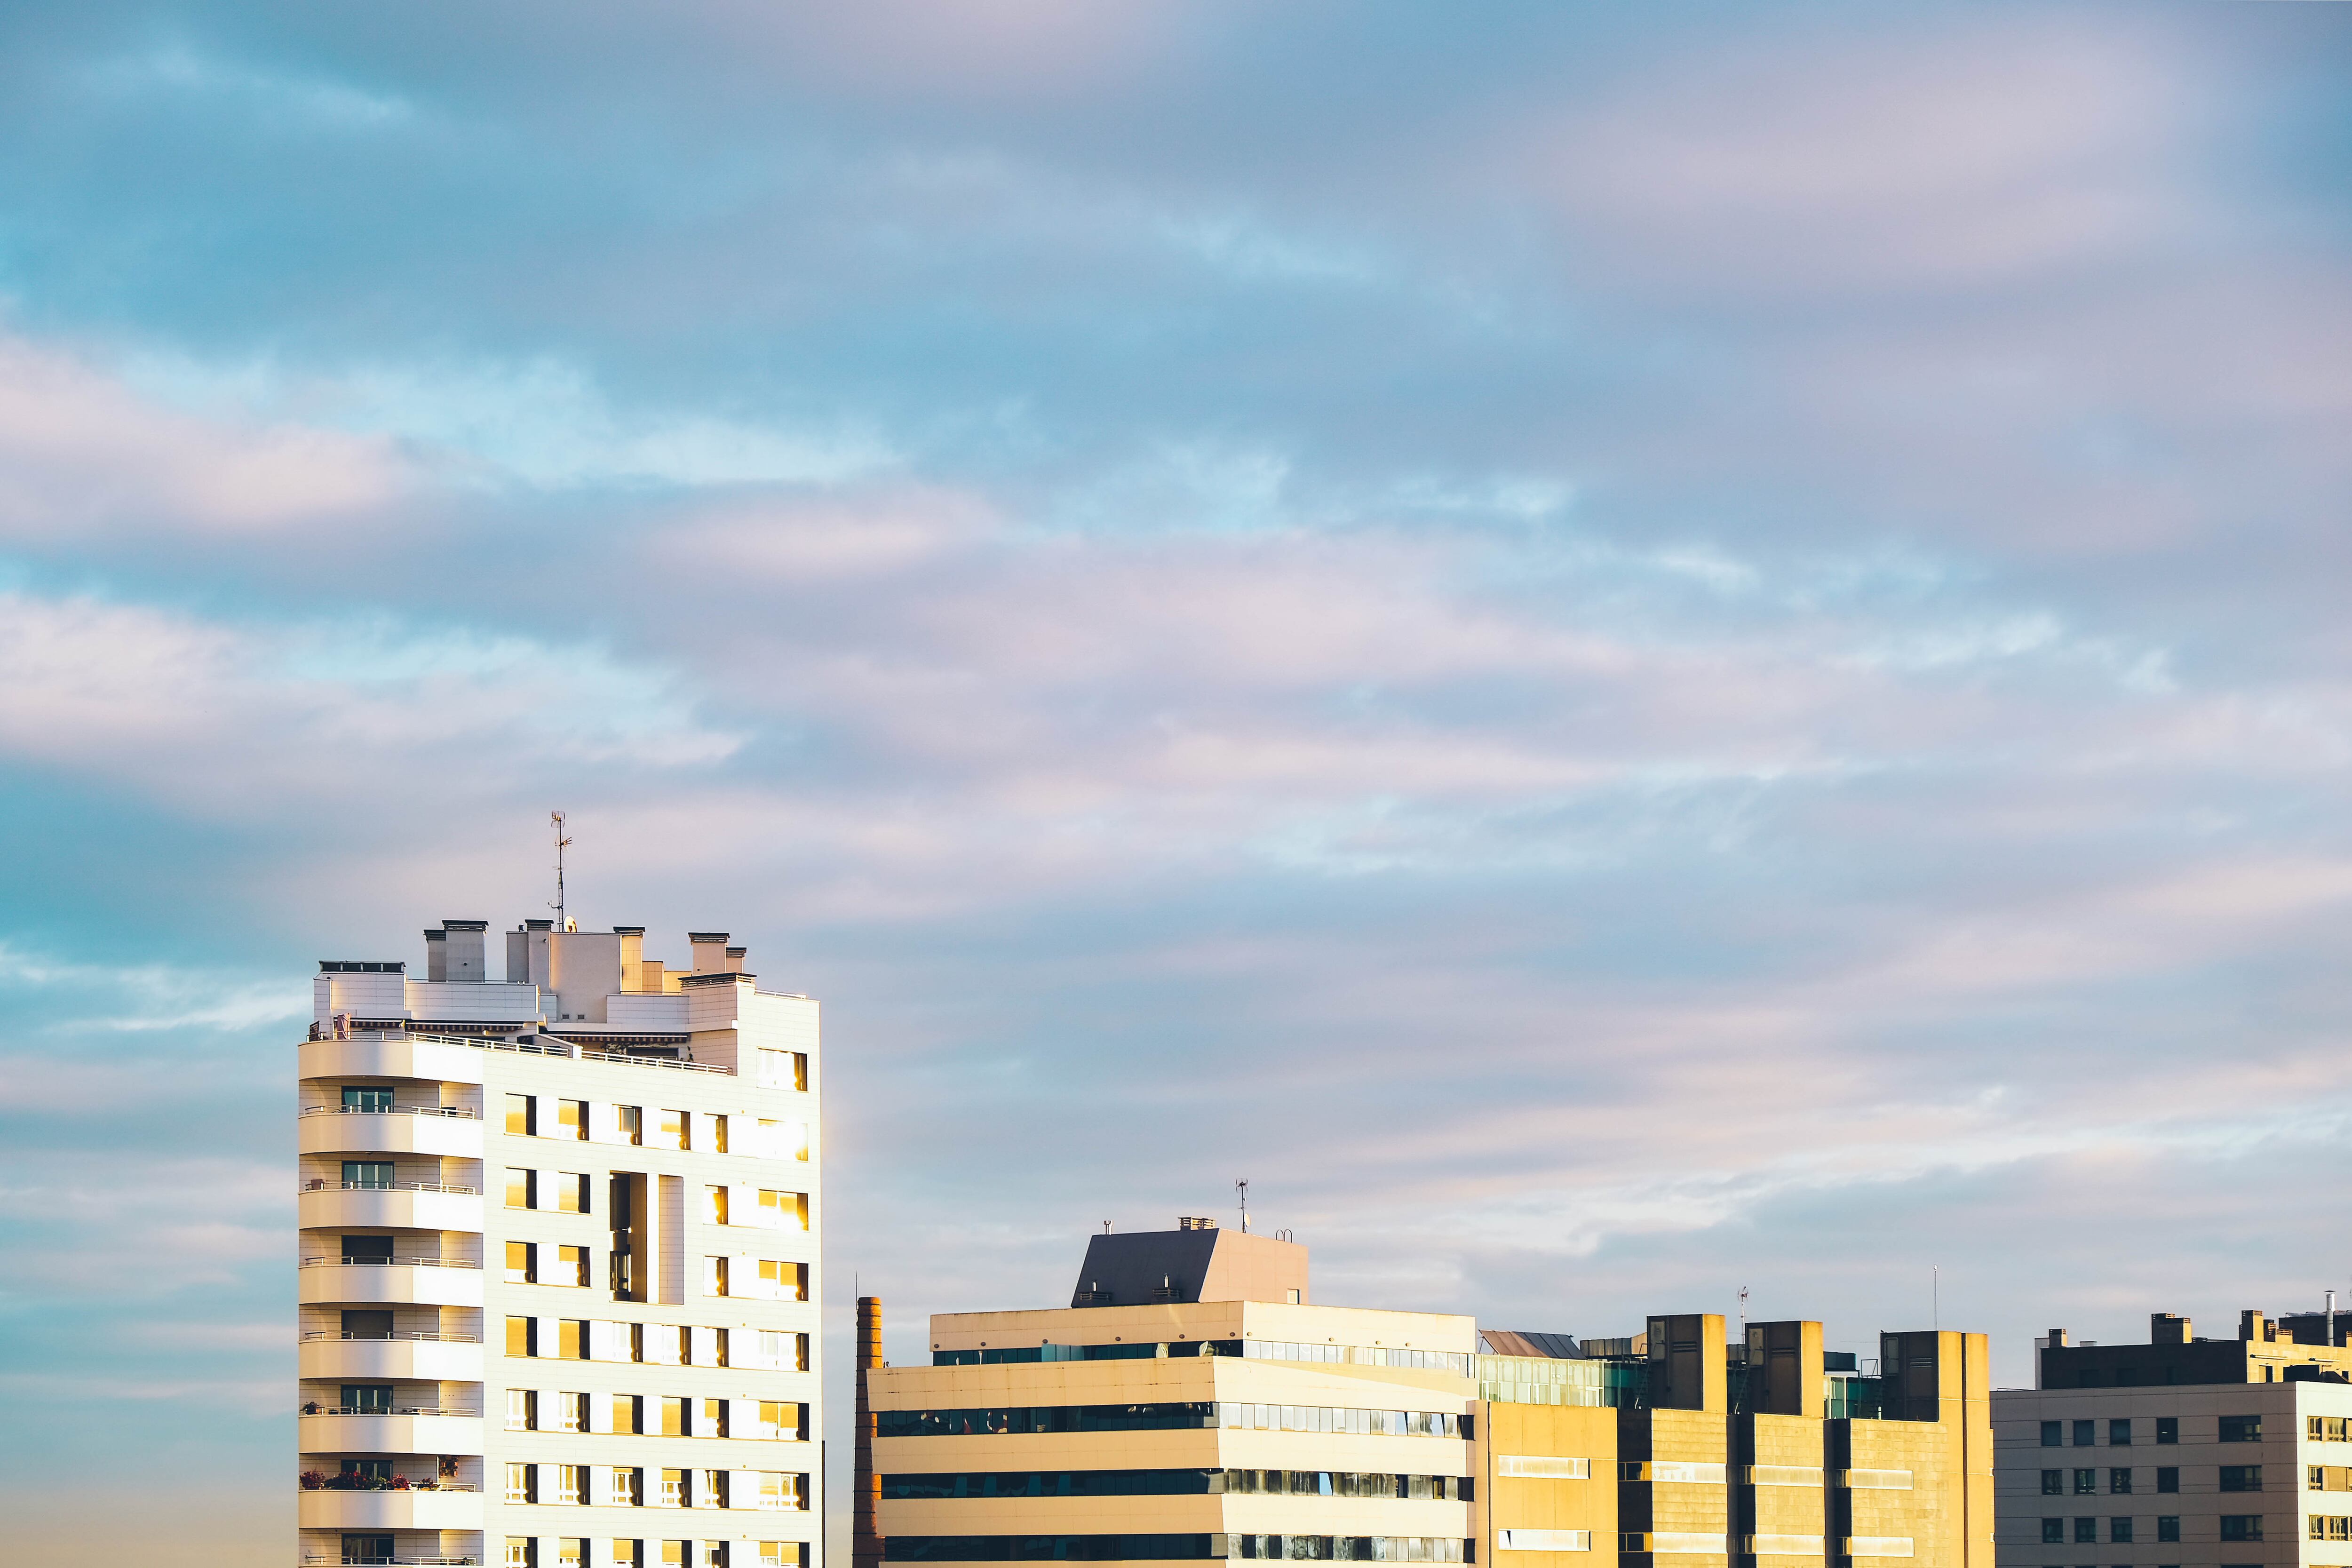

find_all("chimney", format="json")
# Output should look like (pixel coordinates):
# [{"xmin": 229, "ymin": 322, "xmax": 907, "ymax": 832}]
[
  {"xmin": 442, "ymin": 920, "xmax": 488, "ymax": 982},
  {"xmin": 614, "ymin": 927, "xmax": 645, "ymax": 991},
  {"xmin": 690, "ymin": 932, "xmax": 730, "ymax": 973},
  {"xmin": 2152, "ymin": 1313, "xmax": 2191, "ymax": 1345},
  {"xmin": 2241, "ymin": 1309, "xmax": 2271, "ymax": 1343},
  {"xmin": 423, "ymin": 927, "xmax": 447, "ymax": 982},
  {"xmin": 725, "ymin": 944, "xmax": 749, "ymax": 973},
  {"xmin": 853, "ymin": 1296, "xmax": 884, "ymax": 1568}
]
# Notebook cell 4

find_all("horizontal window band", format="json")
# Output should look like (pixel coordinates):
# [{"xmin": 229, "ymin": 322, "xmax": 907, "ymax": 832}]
[
  {"xmin": 1496, "ymin": 1457, "xmax": 1590, "ymax": 1480},
  {"xmin": 1498, "ymin": 1531, "xmax": 1589, "ymax": 1553}
]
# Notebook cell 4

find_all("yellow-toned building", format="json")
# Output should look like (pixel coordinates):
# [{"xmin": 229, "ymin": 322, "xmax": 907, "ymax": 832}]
[{"xmin": 864, "ymin": 1224, "xmax": 1992, "ymax": 1568}]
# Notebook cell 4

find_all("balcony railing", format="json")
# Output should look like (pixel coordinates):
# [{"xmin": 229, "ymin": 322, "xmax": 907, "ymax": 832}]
[
  {"xmin": 299, "ymin": 1404, "xmax": 481, "ymax": 1417},
  {"xmin": 300, "ymin": 1330, "xmax": 482, "ymax": 1343},
  {"xmin": 301, "ymin": 1105, "xmax": 482, "ymax": 1119},
  {"xmin": 298, "ymin": 1476, "xmax": 482, "ymax": 1492},
  {"xmin": 310, "ymin": 1028, "xmax": 730, "ymax": 1074},
  {"xmin": 302, "ymin": 1558, "xmax": 480, "ymax": 1567},
  {"xmin": 302, "ymin": 1180, "xmax": 480, "ymax": 1195},
  {"xmin": 301, "ymin": 1256, "xmax": 482, "ymax": 1269}
]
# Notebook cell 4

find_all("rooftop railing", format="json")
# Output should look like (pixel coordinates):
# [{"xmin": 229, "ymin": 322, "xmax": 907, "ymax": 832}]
[
  {"xmin": 313, "ymin": 1028, "xmax": 730, "ymax": 1075},
  {"xmin": 300, "ymin": 1331, "xmax": 481, "ymax": 1343},
  {"xmin": 302, "ymin": 1180, "xmax": 479, "ymax": 1195}
]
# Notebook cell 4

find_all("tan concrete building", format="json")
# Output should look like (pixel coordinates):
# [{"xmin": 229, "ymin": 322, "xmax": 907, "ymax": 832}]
[
  {"xmin": 1992, "ymin": 1310, "xmax": 2352, "ymax": 1568},
  {"xmin": 298, "ymin": 920, "xmax": 823, "ymax": 1568},
  {"xmin": 865, "ymin": 1223, "xmax": 1992, "ymax": 1568}
]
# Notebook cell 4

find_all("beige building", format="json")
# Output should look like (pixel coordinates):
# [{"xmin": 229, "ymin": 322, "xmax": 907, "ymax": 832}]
[
  {"xmin": 1992, "ymin": 1310, "xmax": 2352, "ymax": 1568},
  {"xmin": 298, "ymin": 920, "xmax": 823, "ymax": 1568},
  {"xmin": 864, "ymin": 1222, "xmax": 1992, "ymax": 1568}
]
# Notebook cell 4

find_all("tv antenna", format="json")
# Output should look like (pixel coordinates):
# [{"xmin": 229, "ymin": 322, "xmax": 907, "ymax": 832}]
[
  {"xmin": 1237, "ymin": 1178, "xmax": 1249, "ymax": 1234},
  {"xmin": 1738, "ymin": 1284, "xmax": 1749, "ymax": 1341},
  {"xmin": 550, "ymin": 812, "xmax": 573, "ymax": 930}
]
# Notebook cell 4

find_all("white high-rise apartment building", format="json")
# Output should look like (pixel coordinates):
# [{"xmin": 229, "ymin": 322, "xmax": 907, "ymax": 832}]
[{"xmin": 298, "ymin": 919, "xmax": 823, "ymax": 1568}]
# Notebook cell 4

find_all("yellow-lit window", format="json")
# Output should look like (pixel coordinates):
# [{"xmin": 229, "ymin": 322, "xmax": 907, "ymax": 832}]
[
  {"xmin": 506, "ymin": 1242, "xmax": 537, "ymax": 1284},
  {"xmin": 700, "ymin": 1470, "xmax": 728, "ymax": 1509},
  {"xmin": 506, "ymin": 1094, "xmax": 535, "ymax": 1136},
  {"xmin": 661, "ymin": 1396, "xmax": 688, "ymax": 1436},
  {"xmin": 610, "ymin": 1468, "xmax": 643, "ymax": 1506},
  {"xmin": 555, "ymin": 1465, "xmax": 585, "ymax": 1505},
  {"xmin": 557, "ymin": 1099, "xmax": 586, "ymax": 1139},
  {"xmin": 507, "ymin": 1388, "xmax": 535, "ymax": 1431},
  {"xmin": 506, "ymin": 1316, "xmax": 536, "ymax": 1357},
  {"xmin": 557, "ymin": 1318, "xmax": 585, "ymax": 1360},
  {"xmin": 556, "ymin": 1540, "xmax": 586, "ymax": 1568},
  {"xmin": 557, "ymin": 1173, "xmax": 586, "ymax": 1214},
  {"xmin": 558, "ymin": 1245, "xmax": 588, "ymax": 1287},
  {"xmin": 618, "ymin": 1105, "xmax": 642, "ymax": 1145},
  {"xmin": 659, "ymin": 1467, "xmax": 687, "ymax": 1505},
  {"xmin": 506, "ymin": 1463, "xmax": 536, "ymax": 1503},
  {"xmin": 702, "ymin": 1397, "xmax": 730, "ymax": 1438},
  {"xmin": 558, "ymin": 1392, "xmax": 587, "ymax": 1433},
  {"xmin": 659, "ymin": 1110, "xmax": 688, "ymax": 1149},
  {"xmin": 707, "ymin": 1186, "xmax": 729, "ymax": 1225},
  {"xmin": 506, "ymin": 1168, "xmax": 536, "ymax": 1209},
  {"xmin": 612, "ymin": 1393, "xmax": 643, "ymax": 1434},
  {"xmin": 505, "ymin": 1538, "xmax": 536, "ymax": 1568},
  {"xmin": 712, "ymin": 1114, "xmax": 728, "ymax": 1153},
  {"xmin": 707, "ymin": 1257, "xmax": 730, "ymax": 1297}
]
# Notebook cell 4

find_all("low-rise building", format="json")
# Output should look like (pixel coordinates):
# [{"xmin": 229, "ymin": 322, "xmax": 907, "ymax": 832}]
[
  {"xmin": 864, "ymin": 1221, "xmax": 1992, "ymax": 1568},
  {"xmin": 1993, "ymin": 1311, "xmax": 2352, "ymax": 1568}
]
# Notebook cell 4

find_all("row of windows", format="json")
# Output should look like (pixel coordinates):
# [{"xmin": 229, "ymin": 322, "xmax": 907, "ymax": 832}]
[
  {"xmin": 2316, "ymin": 1418, "xmax": 2352, "ymax": 1442},
  {"xmin": 938, "ymin": 1341, "xmax": 1469, "ymax": 1376},
  {"xmin": 2040, "ymin": 1518, "xmax": 2264, "ymax": 1544},
  {"xmin": 504, "ymin": 1463, "xmax": 805, "ymax": 1510},
  {"xmin": 878, "ymin": 1470, "xmax": 1469, "ymax": 1501},
  {"xmin": 507, "ymin": 1390, "xmax": 807, "ymax": 1440},
  {"xmin": 503, "ymin": 1094, "xmax": 808, "ymax": 1157},
  {"xmin": 882, "ymin": 1538, "xmax": 1468, "ymax": 1563},
  {"xmin": 2037, "ymin": 1466, "xmax": 2268, "ymax": 1494},
  {"xmin": 503, "ymin": 1317, "xmax": 810, "ymax": 1370},
  {"xmin": 703, "ymin": 1257, "xmax": 810, "ymax": 1300},
  {"xmin": 2038, "ymin": 1418, "xmax": 2266, "ymax": 1448},
  {"xmin": 875, "ymin": 1403, "xmax": 1470, "ymax": 1440},
  {"xmin": 500, "ymin": 1170, "xmax": 812, "ymax": 1225},
  {"xmin": 496, "ymin": 1538, "xmax": 806, "ymax": 1568}
]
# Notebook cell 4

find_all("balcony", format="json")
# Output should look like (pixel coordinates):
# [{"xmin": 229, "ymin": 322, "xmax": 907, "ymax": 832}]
[
  {"xmin": 300, "ymin": 1034, "xmax": 489, "ymax": 1088},
  {"xmin": 300, "ymin": 1107, "xmax": 484, "ymax": 1160},
  {"xmin": 297, "ymin": 1486, "xmax": 483, "ymax": 1531},
  {"xmin": 299, "ymin": 1333, "xmax": 483, "ymax": 1383},
  {"xmin": 298, "ymin": 1258, "xmax": 483, "ymax": 1308},
  {"xmin": 298, "ymin": 1409, "xmax": 485, "ymax": 1457},
  {"xmin": 299, "ymin": 1182, "xmax": 483, "ymax": 1234}
]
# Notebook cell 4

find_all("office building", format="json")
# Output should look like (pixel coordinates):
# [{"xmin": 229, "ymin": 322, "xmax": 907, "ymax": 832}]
[
  {"xmin": 863, "ymin": 1219, "xmax": 1992, "ymax": 1568},
  {"xmin": 299, "ymin": 920, "xmax": 823, "ymax": 1568},
  {"xmin": 1992, "ymin": 1311, "xmax": 2352, "ymax": 1568}
]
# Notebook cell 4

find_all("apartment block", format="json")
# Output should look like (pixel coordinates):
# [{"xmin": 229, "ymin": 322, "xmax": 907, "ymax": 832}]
[
  {"xmin": 298, "ymin": 920, "xmax": 823, "ymax": 1568},
  {"xmin": 1992, "ymin": 1311, "xmax": 2352, "ymax": 1568},
  {"xmin": 863, "ymin": 1221, "xmax": 1991, "ymax": 1568}
]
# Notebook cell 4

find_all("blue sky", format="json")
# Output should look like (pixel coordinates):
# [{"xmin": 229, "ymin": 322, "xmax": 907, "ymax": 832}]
[{"xmin": 3, "ymin": 2, "xmax": 2351, "ymax": 1560}]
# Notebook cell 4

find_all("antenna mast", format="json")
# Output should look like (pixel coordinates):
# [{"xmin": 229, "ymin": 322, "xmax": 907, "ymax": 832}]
[
  {"xmin": 1237, "ymin": 1178, "xmax": 1249, "ymax": 1234},
  {"xmin": 550, "ymin": 812, "xmax": 572, "ymax": 930}
]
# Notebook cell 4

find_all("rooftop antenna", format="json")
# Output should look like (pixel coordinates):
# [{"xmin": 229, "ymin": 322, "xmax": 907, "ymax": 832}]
[
  {"xmin": 1933, "ymin": 1265, "xmax": 1940, "ymax": 1330},
  {"xmin": 550, "ymin": 812, "xmax": 573, "ymax": 931},
  {"xmin": 1237, "ymin": 1178, "xmax": 1249, "ymax": 1234},
  {"xmin": 1102, "ymin": 1220, "xmax": 1112, "ymax": 1234},
  {"xmin": 1738, "ymin": 1285, "xmax": 1749, "ymax": 1342},
  {"xmin": 2328, "ymin": 1289, "xmax": 2338, "ymax": 1349}
]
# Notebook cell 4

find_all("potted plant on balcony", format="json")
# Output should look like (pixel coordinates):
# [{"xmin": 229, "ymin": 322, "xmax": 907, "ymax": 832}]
[
  {"xmin": 301, "ymin": 1471, "xmax": 327, "ymax": 1490},
  {"xmin": 390, "ymin": 1475, "xmax": 410, "ymax": 1490}
]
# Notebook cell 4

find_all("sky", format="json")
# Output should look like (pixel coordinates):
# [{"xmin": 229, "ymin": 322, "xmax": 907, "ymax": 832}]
[{"xmin": 1, "ymin": 0, "xmax": 2350, "ymax": 1560}]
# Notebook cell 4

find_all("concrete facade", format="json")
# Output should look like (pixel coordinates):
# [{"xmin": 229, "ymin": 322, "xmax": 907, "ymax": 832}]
[
  {"xmin": 865, "ymin": 1226, "xmax": 1991, "ymax": 1568},
  {"xmin": 299, "ymin": 921, "xmax": 823, "ymax": 1568},
  {"xmin": 1992, "ymin": 1314, "xmax": 2352, "ymax": 1568}
]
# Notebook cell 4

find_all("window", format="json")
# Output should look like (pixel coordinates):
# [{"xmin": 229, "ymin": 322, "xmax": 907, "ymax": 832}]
[
  {"xmin": 2074, "ymin": 1421, "xmax": 2097, "ymax": 1447},
  {"xmin": 710, "ymin": 1328, "xmax": 731, "ymax": 1368},
  {"xmin": 508, "ymin": 1316, "xmax": 537, "ymax": 1357},
  {"xmin": 2043, "ymin": 1472, "xmax": 2064, "ymax": 1496},
  {"xmin": 613, "ymin": 1394, "xmax": 644, "ymax": 1435},
  {"xmin": 2110, "ymin": 1520, "xmax": 2133, "ymax": 1544},
  {"xmin": 612, "ymin": 1544, "xmax": 644, "ymax": 1568},
  {"xmin": 662, "ymin": 1545, "xmax": 688, "ymax": 1568},
  {"xmin": 644, "ymin": 1323, "xmax": 683, "ymax": 1365},
  {"xmin": 508, "ymin": 1168, "xmax": 537, "ymax": 1209},
  {"xmin": 660, "ymin": 1469, "xmax": 688, "ymax": 1507},
  {"xmin": 2042, "ymin": 1522, "xmax": 2065, "ymax": 1545},
  {"xmin": 2156, "ymin": 1418, "xmax": 2177, "ymax": 1444},
  {"xmin": 757, "ymin": 1050, "xmax": 806, "ymax": 1090},
  {"xmin": 556, "ymin": 1466, "xmax": 586, "ymax": 1505},
  {"xmin": 703, "ymin": 1544, "xmax": 731, "ymax": 1568},
  {"xmin": 755, "ymin": 1330, "xmax": 810, "ymax": 1371},
  {"xmin": 2218, "ymin": 1516, "xmax": 2262, "ymax": 1542},
  {"xmin": 2220, "ymin": 1415, "xmax": 2262, "ymax": 1442},
  {"xmin": 2043, "ymin": 1423, "xmax": 2065, "ymax": 1448},
  {"xmin": 341, "ymin": 1160, "xmax": 394, "ymax": 1189},
  {"xmin": 505, "ymin": 1540, "xmax": 537, "ymax": 1568},
  {"xmin": 342, "ymin": 1085, "xmax": 393, "ymax": 1113},
  {"xmin": 2313, "ymin": 1518, "xmax": 2352, "ymax": 1543},
  {"xmin": 702, "ymin": 1470, "xmax": 730, "ymax": 1509},
  {"xmin": 713, "ymin": 1115, "xmax": 728, "ymax": 1153},
  {"xmin": 2110, "ymin": 1420, "xmax": 2132, "ymax": 1446},
  {"xmin": 662, "ymin": 1397, "xmax": 690, "ymax": 1436},
  {"xmin": 755, "ymin": 1472, "xmax": 799, "ymax": 1511},
  {"xmin": 557, "ymin": 1319, "xmax": 586, "ymax": 1360},
  {"xmin": 508, "ymin": 1242, "xmax": 538, "ymax": 1284},
  {"xmin": 758, "ymin": 1191, "xmax": 808, "ymax": 1230},
  {"xmin": 558, "ymin": 1391, "xmax": 587, "ymax": 1433},
  {"xmin": 759, "ymin": 1402, "xmax": 803, "ymax": 1441},
  {"xmin": 2111, "ymin": 1469, "xmax": 2132, "ymax": 1495},
  {"xmin": 619, "ymin": 1105, "xmax": 643, "ymax": 1145},
  {"xmin": 2155, "ymin": 1467, "xmax": 2177, "ymax": 1493},
  {"xmin": 2075, "ymin": 1471, "xmax": 2098, "ymax": 1495},
  {"xmin": 757, "ymin": 1260, "xmax": 808, "ymax": 1301},
  {"xmin": 707, "ymin": 1258, "xmax": 731, "ymax": 1297},
  {"xmin": 2074, "ymin": 1520, "xmax": 2097, "ymax": 1544},
  {"xmin": 2220, "ymin": 1466, "xmax": 2261, "ymax": 1492},
  {"xmin": 659, "ymin": 1110, "xmax": 689, "ymax": 1150},
  {"xmin": 2317, "ymin": 1417, "xmax": 2352, "ymax": 1442},
  {"xmin": 611, "ymin": 1469, "xmax": 644, "ymax": 1507},
  {"xmin": 755, "ymin": 1119, "xmax": 808, "ymax": 1161},
  {"xmin": 702, "ymin": 1398, "xmax": 730, "ymax": 1439},
  {"xmin": 508, "ymin": 1463, "xmax": 539, "ymax": 1504},
  {"xmin": 508, "ymin": 1094, "xmax": 536, "ymax": 1136},
  {"xmin": 707, "ymin": 1186, "xmax": 730, "ymax": 1225},
  {"xmin": 558, "ymin": 1245, "xmax": 589, "ymax": 1287},
  {"xmin": 557, "ymin": 1099, "xmax": 587, "ymax": 1140},
  {"xmin": 556, "ymin": 1542, "xmax": 586, "ymax": 1568},
  {"xmin": 2157, "ymin": 1518, "xmax": 2179, "ymax": 1543},
  {"xmin": 558, "ymin": 1173, "xmax": 588, "ymax": 1214},
  {"xmin": 508, "ymin": 1389, "xmax": 538, "ymax": 1431}
]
